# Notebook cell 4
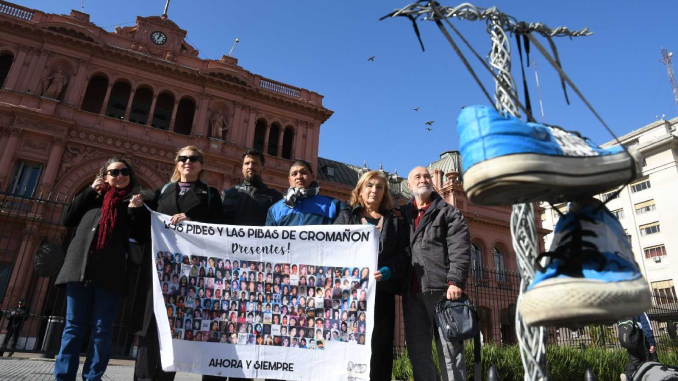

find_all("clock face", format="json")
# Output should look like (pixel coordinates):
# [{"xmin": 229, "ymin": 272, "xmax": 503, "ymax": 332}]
[{"xmin": 150, "ymin": 31, "xmax": 167, "ymax": 45}]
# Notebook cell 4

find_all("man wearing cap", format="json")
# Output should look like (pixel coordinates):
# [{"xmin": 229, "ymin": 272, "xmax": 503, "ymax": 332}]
[{"xmin": 0, "ymin": 299, "xmax": 27, "ymax": 357}]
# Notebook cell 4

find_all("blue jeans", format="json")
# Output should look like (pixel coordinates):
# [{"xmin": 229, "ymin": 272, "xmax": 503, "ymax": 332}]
[{"xmin": 54, "ymin": 282, "xmax": 121, "ymax": 381}]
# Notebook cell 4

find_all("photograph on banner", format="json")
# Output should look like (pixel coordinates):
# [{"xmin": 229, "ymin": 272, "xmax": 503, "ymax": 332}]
[{"xmin": 149, "ymin": 209, "xmax": 377, "ymax": 380}]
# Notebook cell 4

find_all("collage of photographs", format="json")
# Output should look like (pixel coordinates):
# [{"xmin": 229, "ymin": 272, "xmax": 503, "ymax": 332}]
[{"xmin": 157, "ymin": 251, "xmax": 370, "ymax": 350}]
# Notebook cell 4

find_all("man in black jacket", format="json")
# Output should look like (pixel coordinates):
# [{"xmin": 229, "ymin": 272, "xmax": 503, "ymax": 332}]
[
  {"xmin": 401, "ymin": 166, "xmax": 471, "ymax": 381},
  {"xmin": 221, "ymin": 148, "xmax": 282, "ymax": 227},
  {"xmin": 203, "ymin": 148, "xmax": 281, "ymax": 381},
  {"xmin": 0, "ymin": 299, "xmax": 27, "ymax": 357}
]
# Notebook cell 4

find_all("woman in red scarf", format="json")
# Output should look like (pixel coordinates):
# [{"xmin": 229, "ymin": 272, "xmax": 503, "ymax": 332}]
[{"xmin": 54, "ymin": 157, "xmax": 145, "ymax": 381}]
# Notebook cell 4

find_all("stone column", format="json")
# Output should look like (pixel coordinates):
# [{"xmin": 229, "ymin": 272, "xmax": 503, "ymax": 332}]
[
  {"xmin": 0, "ymin": 128, "xmax": 22, "ymax": 191},
  {"xmin": 310, "ymin": 124, "xmax": 320, "ymax": 174},
  {"xmin": 66, "ymin": 59, "xmax": 89, "ymax": 105},
  {"xmin": 305, "ymin": 125, "xmax": 313, "ymax": 162},
  {"xmin": 17, "ymin": 48, "xmax": 37, "ymax": 93},
  {"xmin": 277, "ymin": 127, "xmax": 285, "ymax": 157},
  {"xmin": 231, "ymin": 102, "xmax": 242, "ymax": 143},
  {"xmin": 245, "ymin": 107, "xmax": 257, "ymax": 148},
  {"xmin": 25, "ymin": 49, "xmax": 50, "ymax": 94},
  {"xmin": 4, "ymin": 46, "xmax": 28, "ymax": 91},
  {"xmin": 4, "ymin": 226, "xmax": 41, "ymax": 309},
  {"xmin": 290, "ymin": 127, "xmax": 297, "ymax": 159},
  {"xmin": 39, "ymin": 137, "xmax": 65, "ymax": 194},
  {"xmin": 99, "ymin": 83, "xmax": 114, "ymax": 115},
  {"xmin": 262, "ymin": 123, "xmax": 271, "ymax": 156},
  {"xmin": 168, "ymin": 100, "xmax": 180, "ymax": 132},
  {"xmin": 0, "ymin": 127, "xmax": 9, "ymax": 159},
  {"xmin": 194, "ymin": 94, "xmax": 210, "ymax": 138},
  {"xmin": 124, "ymin": 88, "xmax": 136, "ymax": 120},
  {"xmin": 146, "ymin": 94, "xmax": 159, "ymax": 126}
]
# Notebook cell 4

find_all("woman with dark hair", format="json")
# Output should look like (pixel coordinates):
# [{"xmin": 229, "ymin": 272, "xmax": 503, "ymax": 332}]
[
  {"xmin": 333, "ymin": 170, "xmax": 409, "ymax": 381},
  {"xmin": 54, "ymin": 157, "xmax": 146, "ymax": 381},
  {"xmin": 133, "ymin": 145, "xmax": 224, "ymax": 381}
]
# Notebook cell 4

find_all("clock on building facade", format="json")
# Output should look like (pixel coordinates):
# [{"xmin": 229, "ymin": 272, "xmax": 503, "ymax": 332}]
[{"xmin": 150, "ymin": 31, "xmax": 167, "ymax": 45}]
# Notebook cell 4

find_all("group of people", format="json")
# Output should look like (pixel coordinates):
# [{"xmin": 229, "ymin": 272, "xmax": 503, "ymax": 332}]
[{"xmin": 51, "ymin": 144, "xmax": 472, "ymax": 381}]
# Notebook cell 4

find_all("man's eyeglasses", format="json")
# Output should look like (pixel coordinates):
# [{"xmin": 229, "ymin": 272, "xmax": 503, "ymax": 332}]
[
  {"xmin": 178, "ymin": 155, "xmax": 202, "ymax": 163},
  {"xmin": 107, "ymin": 168, "xmax": 130, "ymax": 177}
]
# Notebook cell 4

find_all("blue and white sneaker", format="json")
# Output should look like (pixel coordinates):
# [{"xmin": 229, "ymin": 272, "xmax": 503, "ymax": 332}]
[
  {"xmin": 519, "ymin": 199, "xmax": 651, "ymax": 327},
  {"xmin": 457, "ymin": 105, "xmax": 642, "ymax": 206}
]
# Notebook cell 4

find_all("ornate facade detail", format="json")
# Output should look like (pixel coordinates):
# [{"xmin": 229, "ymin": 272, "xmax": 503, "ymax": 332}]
[
  {"xmin": 14, "ymin": 116, "xmax": 68, "ymax": 135},
  {"xmin": 21, "ymin": 138, "xmax": 49, "ymax": 153},
  {"xmin": 39, "ymin": 67, "xmax": 68, "ymax": 99}
]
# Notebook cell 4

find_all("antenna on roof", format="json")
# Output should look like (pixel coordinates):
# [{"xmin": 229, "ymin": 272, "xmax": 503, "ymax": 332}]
[
  {"xmin": 81, "ymin": 0, "xmax": 84, "ymax": 12},
  {"xmin": 228, "ymin": 38, "xmax": 240, "ymax": 57},
  {"xmin": 163, "ymin": 0, "xmax": 171, "ymax": 16}
]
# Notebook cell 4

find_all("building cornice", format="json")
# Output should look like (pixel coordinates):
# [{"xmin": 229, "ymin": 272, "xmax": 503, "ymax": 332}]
[{"xmin": 0, "ymin": 17, "xmax": 334, "ymax": 123}]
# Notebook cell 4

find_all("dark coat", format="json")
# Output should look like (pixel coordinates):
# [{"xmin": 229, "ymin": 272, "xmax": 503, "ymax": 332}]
[
  {"xmin": 333, "ymin": 206, "xmax": 410, "ymax": 294},
  {"xmin": 5, "ymin": 306, "xmax": 27, "ymax": 330},
  {"xmin": 56, "ymin": 186, "xmax": 142, "ymax": 293},
  {"xmin": 132, "ymin": 180, "xmax": 224, "ymax": 336},
  {"xmin": 401, "ymin": 192, "xmax": 471, "ymax": 293},
  {"xmin": 221, "ymin": 180, "xmax": 282, "ymax": 226}
]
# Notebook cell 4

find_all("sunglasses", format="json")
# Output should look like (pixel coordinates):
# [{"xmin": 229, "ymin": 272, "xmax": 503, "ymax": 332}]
[
  {"xmin": 106, "ymin": 168, "xmax": 130, "ymax": 177},
  {"xmin": 178, "ymin": 155, "xmax": 202, "ymax": 163}
]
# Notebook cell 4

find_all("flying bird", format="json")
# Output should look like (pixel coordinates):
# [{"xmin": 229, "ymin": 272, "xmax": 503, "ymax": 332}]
[
  {"xmin": 425, "ymin": 121, "xmax": 435, "ymax": 126},
  {"xmin": 367, "ymin": 56, "xmax": 375, "ymax": 61},
  {"xmin": 426, "ymin": 127, "xmax": 433, "ymax": 132},
  {"xmin": 413, "ymin": 107, "xmax": 419, "ymax": 111}
]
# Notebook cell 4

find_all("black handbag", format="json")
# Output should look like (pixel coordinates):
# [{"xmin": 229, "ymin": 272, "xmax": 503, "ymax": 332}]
[
  {"xmin": 435, "ymin": 293, "xmax": 479, "ymax": 342},
  {"xmin": 33, "ymin": 243, "xmax": 64, "ymax": 277}
]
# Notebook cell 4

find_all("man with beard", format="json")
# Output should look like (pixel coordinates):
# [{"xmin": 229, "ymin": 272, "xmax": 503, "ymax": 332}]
[
  {"xmin": 400, "ymin": 166, "xmax": 471, "ymax": 381},
  {"xmin": 221, "ymin": 148, "xmax": 282, "ymax": 227},
  {"xmin": 206, "ymin": 148, "xmax": 281, "ymax": 381}
]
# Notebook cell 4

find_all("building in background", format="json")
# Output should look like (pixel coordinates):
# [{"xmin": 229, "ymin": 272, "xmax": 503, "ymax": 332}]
[{"xmin": 540, "ymin": 117, "xmax": 678, "ymax": 307}]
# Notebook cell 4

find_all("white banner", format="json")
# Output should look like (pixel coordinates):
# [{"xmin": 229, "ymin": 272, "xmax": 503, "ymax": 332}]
[{"xmin": 150, "ymin": 209, "xmax": 377, "ymax": 380}]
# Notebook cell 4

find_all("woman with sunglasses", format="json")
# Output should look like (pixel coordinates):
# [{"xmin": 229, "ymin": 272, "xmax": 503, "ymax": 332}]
[
  {"xmin": 54, "ymin": 157, "xmax": 146, "ymax": 381},
  {"xmin": 133, "ymin": 145, "xmax": 224, "ymax": 381}
]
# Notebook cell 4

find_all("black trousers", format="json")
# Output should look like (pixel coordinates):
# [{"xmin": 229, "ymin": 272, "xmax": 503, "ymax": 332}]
[
  {"xmin": 134, "ymin": 316, "xmax": 176, "ymax": 381},
  {"xmin": 624, "ymin": 337, "xmax": 658, "ymax": 379},
  {"xmin": 370, "ymin": 291, "xmax": 396, "ymax": 381},
  {"xmin": 0, "ymin": 327, "xmax": 20, "ymax": 354}
]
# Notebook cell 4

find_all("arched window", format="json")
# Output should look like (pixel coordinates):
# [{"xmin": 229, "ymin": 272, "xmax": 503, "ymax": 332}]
[
  {"xmin": 0, "ymin": 52, "xmax": 14, "ymax": 88},
  {"xmin": 493, "ymin": 246, "xmax": 506, "ymax": 281},
  {"xmin": 282, "ymin": 127, "xmax": 294, "ymax": 159},
  {"xmin": 105, "ymin": 81, "xmax": 131, "ymax": 119},
  {"xmin": 80, "ymin": 75, "xmax": 109, "ymax": 113},
  {"xmin": 174, "ymin": 97, "xmax": 195, "ymax": 135},
  {"xmin": 129, "ymin": 87, "xmax": 154, "ymax": 124},
  {"xmin": 152, "ymin": 92, "xmax": 175, "ymax": 130},
  {"xmin": 253, "ymin": 119, "xmax": 266, "ymax": 152},
  {"xmin": 267, "ymin": 123, "xmax": 281, "ymax": 156},
  {"xmin": 471, "ymin": 243, "xmax": 484, "ymax": 279}
]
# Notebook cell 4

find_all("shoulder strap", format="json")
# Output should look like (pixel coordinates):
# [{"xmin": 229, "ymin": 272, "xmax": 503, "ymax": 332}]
[
  {"xmin": 161, "ymin": 182, "xmax": 173, "ymax": 195},
  {"xmin": 207, "ymin": 186, "xmax": 211, "ymax": 209}
]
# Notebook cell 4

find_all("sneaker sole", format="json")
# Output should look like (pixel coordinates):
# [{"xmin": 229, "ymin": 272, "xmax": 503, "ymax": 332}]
[
  {"xmin": 519, "ymin": 276, "xmax": 651, "ymax": 328},
  {"xmin": 463, "ymin": 150, "xmax": 641, "ymax": 206}
]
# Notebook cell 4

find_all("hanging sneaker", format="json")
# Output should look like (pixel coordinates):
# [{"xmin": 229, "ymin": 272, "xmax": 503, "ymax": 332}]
[
  {"xmin": 519, "ymin": 199, "xmax": 651, "ymax": 327},
  {"xmin": 457, "ymin": 105, "xmax": 642, "ymax": 206}
]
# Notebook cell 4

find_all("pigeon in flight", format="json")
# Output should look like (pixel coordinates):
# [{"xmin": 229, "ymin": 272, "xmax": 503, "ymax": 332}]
[
  {"xmin": 425, "ymin": 121, "xmax": 434, "ymax": 126},
  {"xmin": 367, "ymin": 56, "xmax": 375, "ymax": 61},
  {"xmin": 425, "ymin": 127, "xmax": 433, "ymax": 132},
  {"xmin": 413, "ymin": 107, "xmax": 420, "ymax": 111}
]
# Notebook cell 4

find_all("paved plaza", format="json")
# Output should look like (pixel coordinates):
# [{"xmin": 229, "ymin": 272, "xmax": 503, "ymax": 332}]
[{"xmin": 0, "ymin": 355, "xmax": 206, "ymax": 381}]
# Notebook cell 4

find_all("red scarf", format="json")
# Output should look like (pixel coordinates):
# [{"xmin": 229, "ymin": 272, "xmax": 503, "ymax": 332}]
[{"xmin": 95, "ymin": 184, "xmax": 132, "ymax": 250}]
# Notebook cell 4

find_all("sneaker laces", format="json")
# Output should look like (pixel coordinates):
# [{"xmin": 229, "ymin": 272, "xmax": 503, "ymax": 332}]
[{"xmin": 535, "ymin": 213, "xmax": 607, "ymax": 277}]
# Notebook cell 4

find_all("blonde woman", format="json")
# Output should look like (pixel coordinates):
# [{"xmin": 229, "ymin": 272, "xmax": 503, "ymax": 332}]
[
  {"xmin": 333, "ymin": 170, "xmax": 409, "ymax": 381},
  {"xmin": 133, "ymin": 145, "xmax": 224, "ymax": 381}
]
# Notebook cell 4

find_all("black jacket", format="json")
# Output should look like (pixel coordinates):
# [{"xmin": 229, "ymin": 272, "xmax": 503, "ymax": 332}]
[
  {"xmin": 132, "ymin": 180, "xmax": 224, "ymax": 336},
  {"xmin": 5, "ymin": 306, "xmax": 27, "ymax": 330},
  {"xmin": 221, "ymin": 180, "xmax": 282, "ymax": 226},
  {"xmin": 401, "ymin": 192, "xmax": 471, "ymax": 293},
  {"xmin": 334, "ymin": 206, "xmax": 410, "ymax": 294},
  {"xmin": 56, "ymin": 186, "xmax": 143, "ymax": 293}
]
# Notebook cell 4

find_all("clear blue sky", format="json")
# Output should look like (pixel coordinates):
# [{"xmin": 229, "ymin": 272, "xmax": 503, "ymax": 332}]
[{"xmin": 21, "ymin": 0, "xmax": 678, "ymax": 174}]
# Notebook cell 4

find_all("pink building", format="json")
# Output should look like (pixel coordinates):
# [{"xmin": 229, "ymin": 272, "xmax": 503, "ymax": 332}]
[{"xmin": 0, "ymin": 1, "xmax": 547, "ymax": 353}]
